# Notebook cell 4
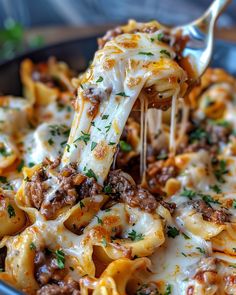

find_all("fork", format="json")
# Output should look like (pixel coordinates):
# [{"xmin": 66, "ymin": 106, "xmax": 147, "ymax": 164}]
[{"xmin": 173, "ymin": 0, "xmax": 231, "ymax": 77}]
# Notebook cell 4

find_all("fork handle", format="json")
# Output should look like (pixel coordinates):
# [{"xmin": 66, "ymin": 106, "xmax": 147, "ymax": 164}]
[{"xmin": 204, "ymin": 0, "xmax": 231, "ymax": 24}]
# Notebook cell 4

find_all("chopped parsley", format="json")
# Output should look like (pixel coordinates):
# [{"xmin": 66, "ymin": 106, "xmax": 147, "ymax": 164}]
[
  {"xmin": 210, "ymin": 184, "xmax": 222, "ymax": 194},
  {"xmin": 164, "ymin": 284, "xmax": 172, "ymax": 295},
  {"xmin": 101, "ymin": 236, "xmax": 107, "ymax": 247},
  {"xmin": 160, "ymin": 49, "xmax": 171, "ymax": 58},
  {"xmin": 214, "ymin": 160, "xmax": 228, "ymax": 183},
  {"xmin": 104, "ymin": 184, "xmax": 112, "ymax": 194},
  {"xmin": 7, "ymin": 204, "xmax": 15, "ymax": 218},
  {"xmin": 105, "ymin": 122, "xmax": 112, "ymax": 133},
  {"xmin": 73, "ymin": 131, "xmax": 90, "ymax": 145},
  {"xmin": 91, "ymin": 141, "xmax": 97, "ymax": 151},
  {"xmin": 181, "ymin": 188, "xmax": 196, "ymax": 199},
  {"xmin": 128, "ymin": 230, "xmax": 144, "ymax": 241},
  {"xmin": 49, "ymin": 124, "xmax": 69, "ymax": 137},
  {"xmin": 0, "ymin": 176, "xmax": 7, "ymax": 183},
  {"xmin": 201, "ymin": 194, "xmax": 220, "ymax": 205},
  {"xmin": 157, "ymin": 152, "xmax": 168, "ymax": 160},
  {"xmin": 182, "ymin": 233, "xmax": 190, "ymax": 240},
  {"xmin": 108, "ymin": 142, "xmax": 116, "ymax": 146},
  {"xmin": 85, "ymin": 168, "xmax": 97, "ymax": 181},
  {"xmin": 181, "ymin": 252, "xmax": 187, "ymax": 257},
  {"xmin": 229, "ymin": 264, "xmax": 236, "ymax": 268},
  {"xmin": 157, "ymin": 32, "xmax": 164, "ymax": 41},
  {"xmin": 47, "ymin": 138, "xmax": 54, "ymax": 145},
  {"xmin": 232, "ymin": 200, "xmax": 236, "ymax": 209},
  {"xmin": 102, "ymin": 114, "xmax": 109, "ymax": 120},
  {"xmin": 80, "ymin": 84, "xmax": 84, "ymax": 89},
  {"xmin": 189, "ymin": 128, "xmax": 207, "ymax": 143},
  {"xmin": 30, "ymin": 242, "xmax": 36, "ymax": 250},
  {"xmin": 196, "ymin": 247, "xmax": 206, "ymax": 254},
  {"xmin": 24, "ymin": 176, "xmax": 30, "ymax": 182},
  {"xmin": 96, "ymin": 215, "xmax": 103, "ymax": 225},
  {"xmin": 150, "ymin": 37, "xmax": 154, "ymax": 42},
  {"xmin": 79, "ymin": 201, "xmax": 85, "ymax": 209},
  {"xmin": 96, "ymin": 76, "xmax": 103, "ymax": 83},
  {"xmin": 65, "ymin": 144, "xmax": 70, "ymax": 152},
  {"xmin": 28, "ymin": 162, "xmax": 35, "ymax": 168},
  {"xmin": 17, "ymin": 159, "xmax": 25, "ymax": 172},
  {"xmin": 119, "ymin": 140, "xmax": 132, "ymax": 153},
  {"xmin": 138, "ymin": 51, "xmax": 154, "ymax": 56},
  {"xmin": 209, "ymin": 119, "xmax": 231, "ymax": 128},
  {"xmin": 116, "ymin": 92, "xmax": 130, "ymax": 97},
  {"xmin": 55, "ymin": 249, "xmax": 65, "ymax": 269},
  {"xmin": 0, "ymin": 145, "xmax": 12, "ymax": 157},
  {"xmin": 167, "ymin": 226, "xmax": 179, "ymax": 238}
]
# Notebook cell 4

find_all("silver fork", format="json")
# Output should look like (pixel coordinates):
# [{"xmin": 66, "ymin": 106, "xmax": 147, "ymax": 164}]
[{"xmin": 173, "ymin": 0, "xmax": 231, "ymax": 77}]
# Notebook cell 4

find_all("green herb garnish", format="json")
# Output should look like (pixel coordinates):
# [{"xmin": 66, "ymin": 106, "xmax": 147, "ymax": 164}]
[
  {"xmin": 210, "ymin": 184, "xmax": 222, "ymax": 194},
  {"xmin": 96, "ymin": 76, "xmax": 103, "ymax": 83},
  {"xmin": 7, "ymin": 204, "xmax": 15, "ymax": 218},
  {"xmin": 79, "ymin": 201, "xmax": 85, "ymax": 209},
  {"xmin": 101, "ymin": 237, "xmax": 107, "ymax": 247},
  {"xmin": 120, "ymin": 140, "xmax": 132, "ymax": 153},
  {"xmin": 214, "ymin": 160, "xmax": 228, "ymax": 183},
  {"xmin": 48, "ymin": 138, "xmax": 54, "ymax": 145},
  {"xmin": 160, "ymin": 49, "xmax": 171, "ymax": 57},
  {"xmin": 196, "ymin": 247, "xmax": 206, "ymax": 254},
  {"xmin": 128, "ymin": 230, "xmax": 144, "ymax": 241},
  {"xmin": 55, "ymin": 249, "xmax": 65, "ymax": 269},
  {"xmin": 85, "ymin": 169, "xmax": 97, "ymax": 181},
  {"xmin": 73, "ymin": 131, "xmax": 90, "ymax": 145},
  {"xmin": 102, "ymin": 114, "xmax": 109, "ymax": 120},
  {"xmin": 167, "ymin": 226, "xmax": 179, "ymax": 238},
  {"xmin": 96, "ymin": 215, "xmax": 103, "ymax": 225},
  {"xmin": 104, "ymin": 185, "xmax": 112, "ymax": 194},
  {"xmin": 138, "ymin": 51, "xmax": 154, "ymax": 56},
  {"xmin": 189, "ymin": 128, "xmax": 207, "ymax": 143},
  {"xmin": 116, "ymin": 92, "xmax": 130, "ymax": 97},
  {"xmin": 91, "ymin": 141, "xmax": 97, "ymax": 151},
  {"xmin": 181, "ymin": 188, "xmax": 196, "ymax": 200},
  {"xmin": 30, "ymin": 242, "xmax": 36, "ymax": 250}
]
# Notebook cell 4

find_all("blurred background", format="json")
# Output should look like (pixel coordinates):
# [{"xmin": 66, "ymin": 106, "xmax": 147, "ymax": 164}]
[{"xmin": 0, "ymin": 0, "xmax": 235, "ymax": 62}]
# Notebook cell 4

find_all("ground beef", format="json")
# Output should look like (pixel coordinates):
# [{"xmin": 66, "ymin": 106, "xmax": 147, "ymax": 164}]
[
  {"xmin": 135, "ymin": 282, "xmax": 159, "ymax": 295},
  {"xmin": 177, "ymin": 120, "xmax": 232, "ymax": 155},
  {"xmin": 37, "ymin": 280, "xmax": 80, "ymax": 295},
  {"xmin": 83, "ymin": 88, "xmax": 101, "ymax": 117},
  {"xmin": 43, "ymin": 157, "xmax": 61, "ymax": 170},
  {"xmin": 160, "ymin": 200, "xmax": 176, "ymax": 214},
  {"xmin": 191, "ymin": 200, "xmax": 230, "ymax": 224},
  {"xmin": 98, "ymin": 26, "xmax": 123, "ymax": 49},
  {"xmin": 25, "ymin": 167, "xmax": 48, "ymax": 209},
  {"xmin": 34, "ymin": 250, "xmax": 66, "ymax": 286},
  {"xmin": 106, "ymin": 170, "xmax": 175, "ymax": 213},
  {"xmin": 106, "ymin": 170, "xmax": 157, "ymax": 212},
  {"xmin": 77, "ymin": 178, "xmax": 102, "ymax": 198},
  {"xmin": 25, "ymin": 163, "xmax": 101, "ymax": 219},
  {"xmin": 146, "ymin": 160, "xmax": 177, "ymax": 194}
]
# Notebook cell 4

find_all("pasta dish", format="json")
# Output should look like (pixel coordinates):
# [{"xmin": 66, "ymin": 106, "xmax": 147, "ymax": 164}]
[{"xmin": 0, "ymin": 20, "xmax": 236, "ymax": 295}]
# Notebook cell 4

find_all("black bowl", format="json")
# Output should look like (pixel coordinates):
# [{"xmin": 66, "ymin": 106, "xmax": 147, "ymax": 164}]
[
  {"xmin": 0, "ymin": 36, "xmax": 235, "ymax": 96},
  {"xmin": 0, "ymin": 36, "xmax": 235, "ymax": 295}
]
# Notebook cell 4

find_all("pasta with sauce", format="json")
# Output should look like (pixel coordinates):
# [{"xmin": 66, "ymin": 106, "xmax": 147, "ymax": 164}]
[{"xmin": 0, "ymin": 20, "xmax": 236, "ymax": 295}]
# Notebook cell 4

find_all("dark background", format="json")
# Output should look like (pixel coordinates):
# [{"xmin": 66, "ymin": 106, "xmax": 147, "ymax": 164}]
[{"xmin": 0, "ymin": 0, "xmax": 235, "ymax": 28}]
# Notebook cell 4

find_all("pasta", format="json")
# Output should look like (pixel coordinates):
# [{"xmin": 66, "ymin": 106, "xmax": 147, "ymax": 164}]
[{"xmin": 0, "ymin": 20, "xmax": 236, "ymax": 295}]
